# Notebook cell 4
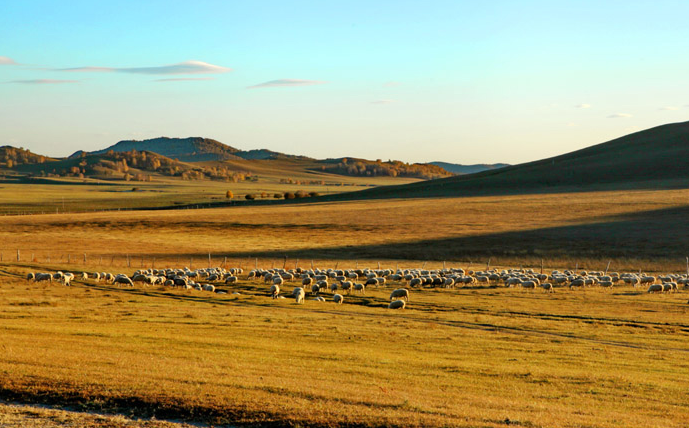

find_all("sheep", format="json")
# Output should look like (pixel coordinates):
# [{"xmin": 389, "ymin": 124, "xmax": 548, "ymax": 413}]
[
  {"xmin": 409, "ymin": 277, "xmax": 423, "ymax": 287},
  {"xmin": 330, "ymin": 282, "xmax": 338, "ymax": 293},
  {"xmin": 647, "ymin": 284, "xmax": 663, "ymax": 293},
  {"xmin": 333, "ymin": 294, "xmax": 344, "ymax": 304},
  {"xmin": 62, "ymin": 272, "xmax": 74, "ymax": 286},
  {"xmin": 270, "ymin": 284, "xmax": 280, "ymax": 299},
  {"xmin": 314, "ymin": 296, "xmax": 326, "ymax": 302},
  {"xmin": 272, "ymin": 276, "xmax": 284, "ymax": 286},
  {"xmin": 26, "ymin": 272, "xmax": 35, "ymax": 281},
  {"xmin": 340, "ymin": 281, "xmax": 353, "ymax": 294},
  {"xmin": 520, "ymin": 280, "xmax": 537, "ymax": 289},
  {"xmin": 302, "ymin": 276, "xmax": 314, "ymax": 287},
  {"xmin": 311, "ymin": 284, "xmax": 321, "ymax": 295},
  {"xmin": 203, "ymin": 284, "xmax": 216, "ymax": 292},
  {"xmin": 293, "ymin": 287, "xmax": 305, "ymax": 304},
  {"xmin": 353, "ymin": 283, "xmax": 366, "ymax": 294},
  {"xmin": 389, "ymin": 288, "xmax": 409, "ymax": 302},
  {"xmin": 388, "ymin": 300, "xmax": 406, "ymax": 309},
  {"xmin": 540, "ymin": 283, "xmax": 553, "ymax": 293},
  {"xmin": 81, "ymin": 272, "xmax": 88, "ymax": 280},
  {"xmin": 113, "ymin": 275, "xmax": 134, "ymax": 287},
  {"xmin": 225, "ymin": 276, "xmax": 238, "ymax": 284},
  {"xmin": 662, "ymin": 282, "xmax": 677, "ymax": 292}
]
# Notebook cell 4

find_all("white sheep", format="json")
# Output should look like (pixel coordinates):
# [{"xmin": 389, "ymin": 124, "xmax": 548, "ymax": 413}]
[
  {"xmin": 293, "ymin": 287, "xmax": 305, "ymax": 304},
  {"xmin": 333, "ymin": 294, "xmax": 344, "ymax": 304},
  {"xmin": 270, "ymin": 284, "xmax": 280, "ymax": 299},
  {"xmin": 388, "ymin": 300, "xmax": 406, "ymax": 309},
  {"xmin": 389, "ymin": 288, "xmax": 409, "ymax": 301}
]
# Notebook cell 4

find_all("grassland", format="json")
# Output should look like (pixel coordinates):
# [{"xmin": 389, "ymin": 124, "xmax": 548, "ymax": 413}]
[
  {"xmin": 0, "ymin": 265, "xmax": 688, "ymax": 427},
  {"xmin": 0, "ymin": 165, "xmax": 419, "ymax": 215},
  {"xmin": 2, "ymin": 186, "xmax": 689, "ymax": 426},
  {"xmin": 2, "ymin": 187, "xmax": 689, "ymax": 271}
]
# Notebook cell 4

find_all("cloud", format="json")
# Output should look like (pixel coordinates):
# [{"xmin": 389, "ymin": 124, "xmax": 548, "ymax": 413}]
[
  {"xmin": 383, "ymin": 81, "xmax": 401, "ymax": 87},
  {"xmin": 58, "ymin": 60, "xmax": 231, "ymax": 75},
  {"xmin": 0, "ymin": 56, "xmax": 19, "ymax": 65},
  {"xmin": 659, "ymin": 106, "xmax": 678, "ymax": 111},
  {"xmin": 247, "ymin": 79, "xmax": 326, "ymax": 89},
  {"xmin": 607, "ymin": 113, "xmax": 632, "ymax": 118},
  {"xmin": 575, "ymin": 103, "xmax": 591, "ymax": 108},
  {"xmin": 9, "ymin": 79, "xmax": 79, "ymax": 84},
  {"xmin": 155, "ymin": 77, "xmax": 216, "ymax": 82},
  {"xmin": 370, "ymin": 99, "xmax": 397, "ymax": 104}
]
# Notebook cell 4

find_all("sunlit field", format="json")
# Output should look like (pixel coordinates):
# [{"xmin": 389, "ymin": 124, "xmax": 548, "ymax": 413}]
[
  {"xmin": 0, "ymin": 265, "xmax": 688, "ymax": 427},
  {"xmin": 1, "ymin": 187, "xmax": 689, "ymax": 426}
]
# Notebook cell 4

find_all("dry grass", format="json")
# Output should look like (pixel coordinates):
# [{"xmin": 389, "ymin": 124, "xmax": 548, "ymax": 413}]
[
  {"xmin": 1, "ymin": 187, "xmax": 689, "ymax": 272},
  {"xmin": 0, "ymin": 269, "xmax": 688, "ymax": 427}
]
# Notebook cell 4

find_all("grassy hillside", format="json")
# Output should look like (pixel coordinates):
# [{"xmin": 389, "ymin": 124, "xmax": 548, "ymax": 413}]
[{"xmin": 332, "ymin": 121, "xmax": 689, "ymax": 200}]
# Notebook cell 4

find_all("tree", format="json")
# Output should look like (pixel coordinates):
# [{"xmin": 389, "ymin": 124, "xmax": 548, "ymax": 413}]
[{"xmin": 225, "ymin": 190, "xmax": 234, "ymax": 199}]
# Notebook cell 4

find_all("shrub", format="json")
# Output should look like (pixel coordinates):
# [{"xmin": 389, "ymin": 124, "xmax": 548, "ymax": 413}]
[
  {"xmin": 274, "ymin": 193, "xmax": 283, "ymax": 199},
  {"xmin": 225, "ymin": 190, "xmax": 233, "ymax": 199},
  {"xmin": 309, "ymin": 191, "xmax": 320, "ymax": 197},
  {"xmin": 283, "ymin": 192, "xmax": 295, "ymax": 200},
  {"xmin": 294, "ymin": 190, "xmax": 308, "ymax": 198},
  {"xmin": 245, "ymin": 194, "xmax": 255, "ymax": 200}
]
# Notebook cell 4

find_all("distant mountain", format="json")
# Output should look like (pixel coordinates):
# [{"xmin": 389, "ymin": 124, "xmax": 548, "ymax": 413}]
[
  {"xmin": 429, "ymin": 162, "xmax": 509, "ymax": 175},
  {"xmin": 82, "ymin": 137, "xmax": 310, "ymax": 162}
]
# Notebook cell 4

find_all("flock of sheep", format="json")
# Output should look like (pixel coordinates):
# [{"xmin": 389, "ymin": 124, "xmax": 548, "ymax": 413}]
[{"xmin": 25, "ymin": 265, "xmax": 689, "ymax": 309}]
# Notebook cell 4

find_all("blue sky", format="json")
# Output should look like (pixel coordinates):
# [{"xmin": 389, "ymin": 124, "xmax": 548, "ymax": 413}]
[{"xmin": 1, "ymin": 0, "xmax": 688, "ymax": 163}]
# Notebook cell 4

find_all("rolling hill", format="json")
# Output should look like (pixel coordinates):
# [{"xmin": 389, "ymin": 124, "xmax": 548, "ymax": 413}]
[
  {"xmin": 327, "ymin": 121, "xmax": 689, "ymax": 200},
  {"xmin": 84, "ymin": 137, "xmax": 310, "ymax": 162}
]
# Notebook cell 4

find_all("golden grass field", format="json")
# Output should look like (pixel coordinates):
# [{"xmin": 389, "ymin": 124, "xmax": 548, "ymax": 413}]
[
  {"xmin": 1, "ymin": 187, "xmax": 689, "ymax": 427},
  {"xmin": 0, "ymin": 265, "xmax": 688, "ymax": 427}
]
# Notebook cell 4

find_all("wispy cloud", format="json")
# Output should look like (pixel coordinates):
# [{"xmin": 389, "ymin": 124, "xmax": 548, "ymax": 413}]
[
  {"xmin": 383, "ymin": 81, "xmax": 401, "ymax": 87},
  {"xmin": 370, "ymin": 99, "xmax": 397, "ymax": 104},
  {"xmin": 58, "ymin": 60, "xmax": 231, "ymax": 75},
  {"xmin": 607, "ymin": 113, "xmax": 632, "ymax": 118},
  {"xmin": 155, "ymin": 77, "xmax": 215, "ymax": 82},
  {"xmin": 575, "ymin": 103, "xmax": 591, "ymax": 108},
  {"xmin": 659, "ymin": 106, "xmax": 678, "ymax": 111},
  {"xmin": 247, "ymin": 79, "xmax": 326, "ymax": 89},
  {"xmin": 9, "ymin": 79, "xmax": 79, "ymax": 84},
  {"xmin": 0, "ymin": 56, "xmax": 19, "ymax": 65}
]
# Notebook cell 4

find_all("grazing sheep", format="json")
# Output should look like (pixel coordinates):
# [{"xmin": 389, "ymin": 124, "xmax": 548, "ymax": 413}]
[
  {"xmin": 353, "ymin": 283, "xmax": 366, "ymax": 294},
  {"xmin": 388, "ymin": 300, "xmax": 406, "ymax": 309},
  {"xmin": 647, "ymin": 284, "xmax": 663, "ymax": 293},
  {"xmin": 26, "ymin": 272, "xmax": 35, "ymax": 281},
  {"xmin": 540, "ymin": 283, "xmax": 553, "ymax": 293},
  {"xmin": 113, "ymin": 275, "xmax": 134, "ymax": 287},
  {"xmin": 81, "ymin": 272, "xmax": 88, "ymax": 280},
  {"xmin": 311, "ymin": 284, "xmax": 321, "ymax": 295},
  {"xmin": 330, "ymin": 282, "xmax": 338, "ymax": 293},
  {"xmin": 333, "ymin": 294, "xmax": 344, "ymax": 304},
  {"xmin": 270, "ymin": 284, "xmax": 280, "ymax": 299},
  {"xmin": 225, "ymin": 276, "xmax": 238, "ymax": 284},
  {"xmin": 389, "ymin": 288, "xmax": 410, "ymax": 301},
  {"xmin": 293, "ymin": 287, "xmax": 305, "ymax": 304},
  {"xmin": 34, "ymin": 273, "xmax": 52, "ymax": 283},
  {"xmin": 340, "ymin": 281, "xmax": 353, "ymax": 294},
  {"xmin": 302, "ymin": 277, "xmax": 314, "ymax": 287},
  {"xmin": 409, "ymin": 277, "xmax": 423, "ymax": 287},
  {"xmin": 272, "ymin": 276, "xmax": 284, "ymax": 286},
  {"xmin": 62, "ymin": 272, "xmax": 74, "ymax": 286},
  {"xmin": 203, "ymin": 284, "xmax": 215, "ymax": 292},
  {"xmin": 521, "ymin": 280, "xmax": 537, "ymax": 289},
  {"xmin": 314, "ymin": 296, "xmax": 326, "ymax": 302}
]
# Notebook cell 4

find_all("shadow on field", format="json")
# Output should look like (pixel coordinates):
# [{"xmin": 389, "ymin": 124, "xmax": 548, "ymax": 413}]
[{"xmin": 140, "ymin": 204, "xmax": 689, "ymax": 261}]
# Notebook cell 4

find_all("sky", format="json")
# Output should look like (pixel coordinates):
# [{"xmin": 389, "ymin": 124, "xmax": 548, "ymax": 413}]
[{"xmin": 1, "ymin": 0, "xmax": 688, "ymax": 164}]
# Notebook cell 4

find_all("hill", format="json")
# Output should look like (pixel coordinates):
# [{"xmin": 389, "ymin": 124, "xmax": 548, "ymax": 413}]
[
  {"xmin": 330, "ymin": 121, "xmax": 689, "ymax": 200},
  {"xmin": 429, "ymin": 161, "xmax": 509, "ymax": 175},
  {"xmin": 88, "ymin": 137, "xmax": 242, "ymax": 162},
  {"xmin": 86, "ymin": 137, "xmax": 311, "ymax": 162}
]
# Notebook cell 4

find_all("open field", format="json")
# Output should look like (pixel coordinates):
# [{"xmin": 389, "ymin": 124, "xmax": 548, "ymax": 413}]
[
  {"xmin": 1, "ymin": 187, "xmax": 689, "ymax": 271},
  {"xmin": 0, "ymin": 169, "xmax": 420, "ymax": 215},
  {"xmin": 0, "ymin": 265, "xmax": 688, "ymax": 427},
  {"xmin": 2, "ymin": 186, "xmax": 689, "ymax": 426}
]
